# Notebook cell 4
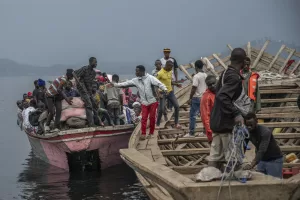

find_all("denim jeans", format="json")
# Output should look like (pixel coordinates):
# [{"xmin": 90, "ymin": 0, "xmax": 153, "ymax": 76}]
[
  {"xmin": 189, "ymin": 97, "xmax": 200, "ymax": 135},
  {"xmin": 157, "ymin": 91, "xmax": 179, "ymax": 126},
  {"xmin": 257, "ymin": 157, "xmax": 283, "ymax": 178}
]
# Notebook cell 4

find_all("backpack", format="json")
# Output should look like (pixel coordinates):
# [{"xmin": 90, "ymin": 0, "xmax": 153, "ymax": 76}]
[
  {"xmin": 221, "ymin": 69, "xmax": 252, "ymax": 116},
  {"xmin": 29, "ymin": 110, "xmax": 43, "ymax": 126}
]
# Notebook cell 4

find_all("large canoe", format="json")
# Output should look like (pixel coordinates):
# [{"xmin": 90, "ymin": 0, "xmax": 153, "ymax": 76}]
[{"xmin": 120, "ymin": 40, "xmax": 300, "ymax": 200}]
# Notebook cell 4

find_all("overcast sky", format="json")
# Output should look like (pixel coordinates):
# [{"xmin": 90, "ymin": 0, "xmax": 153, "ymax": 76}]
[{"xmin": 1, "ymin": 0, "xmax": 300, "ymax": 67}]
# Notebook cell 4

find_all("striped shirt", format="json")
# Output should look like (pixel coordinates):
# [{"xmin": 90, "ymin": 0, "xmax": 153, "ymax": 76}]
[
  {"xmin": 74, "ymin": 66, "xmax": 96, "ymax": 94},
  {"xmin": 45, "ymin": 76, "xmax": 67, "ymax": 97}
]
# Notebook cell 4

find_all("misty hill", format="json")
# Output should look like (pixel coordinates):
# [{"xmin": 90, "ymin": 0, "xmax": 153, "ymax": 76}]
[{"xmin": 0, "ymin": 59, "xmax": 141, "ymax": 77}]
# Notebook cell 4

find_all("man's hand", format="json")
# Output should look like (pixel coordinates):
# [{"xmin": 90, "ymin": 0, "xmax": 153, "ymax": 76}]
[
  {"xmin": 234, "ymin": 115, "xmax": 244, "ymax": 126},
  {"xmin": 67, "ymin": 97, "xmax": 73, "ymax": 105},
  {"xmin": 243, "ymin": 160, "xmax": 256, "ymax": 170},
  {"xmin": 176, "ymin": 83, "xmax": 182, "ymax": 88}
]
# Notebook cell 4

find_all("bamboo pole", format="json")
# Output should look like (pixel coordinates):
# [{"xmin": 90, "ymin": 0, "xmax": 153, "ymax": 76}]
[
  {"xmin": 251, "ymin": 40, "xmax": 270, "ymax": 69},
  {"xmin": 212, "ymin": 54, "xmax": 227, "ymax": 70},
  {"xmin": 247, "ymin": 42, "xmax": 251, "ymax": 58},
  {"xmin": 178, "ymin": 65, "xmax": 193, "ymax": 81},
  {"xmin": 267, "ymin": 44, "xmax": 286, "ymax": 70},
  {"xmin": 279, "ymin": 48, "xmax": 296, "ymax": 74},
  {"xmin": 227, "ymin": 44, "xmax": 233, "ymax": 51},
  {"xmin": 289, "ymin": 59, "xmax": 300, "ymax": 75}
]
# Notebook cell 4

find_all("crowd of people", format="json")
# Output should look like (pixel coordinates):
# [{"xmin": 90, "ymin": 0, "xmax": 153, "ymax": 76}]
[{"xmin": 17, "ymin": 47, "xmax": 284, "ymax": 178}]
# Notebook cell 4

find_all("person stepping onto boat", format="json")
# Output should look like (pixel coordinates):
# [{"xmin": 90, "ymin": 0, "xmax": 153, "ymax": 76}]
[
  {"xmin": 152, "ymin": 59, "xmax": 168, "ymax": 122},
  {"xmin": 45, "ymin": 69, "xmax": 74, "ymax": 132},
  {"xmin": 108, "ymin": 65, "xmax": 167, "ymax": 140},
  {"xmin": 156, "ymin": 60, "xmax": 182, "ymax": 130},
  {"xmin": 74, "ymin": 57, "xmax": 98, "ymax": 127},
  {"xmin": 243, "ymin": 112, "xmax": 283, "ymax": 178},
  {"xmin": 200, "ymin": 75, "xmax": 217, "ymax": 143},
  {"xmin": 209, "ymin": 48, "xmax": 249, "ymax": 170},
  {"xmin": 104, "ymin": 74, "xmax": 123, "ymax": 126},
  {"xmin": 186, "ymin": 60, "xmax": 207, "ymax": 137}
]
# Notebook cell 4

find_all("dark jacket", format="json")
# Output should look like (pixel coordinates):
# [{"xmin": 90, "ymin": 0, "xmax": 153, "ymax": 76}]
[
  {"xmin": 250, "ymin": 125, "xmax": 282, "ymax": 163},
  {"xmin": 210, "ymin": 66, "xmax": 243, "ymax": 133}
]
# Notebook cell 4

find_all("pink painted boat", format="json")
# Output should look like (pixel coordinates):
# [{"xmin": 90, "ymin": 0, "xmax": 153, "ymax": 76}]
[{"xmin": 22, "ymin": 124, "xmax": 134, "ymax": 171}]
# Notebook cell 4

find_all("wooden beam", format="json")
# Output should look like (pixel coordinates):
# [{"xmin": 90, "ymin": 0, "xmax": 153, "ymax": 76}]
[
  {"xmin": 260, "ymin": 98, "xmax": 297, "ymax": 103},
  {"xmin": 159, "ymin": 127, "xmax": 203, "ymax": 135},
  {"xmin": 260, "ymin": 88, "xmax": 300, "ymax": 94},
  {"xmin": 161, "ymin": 148, "xmax": 210, "ymax": 156},
  {"xmin": 279, "ymin": 48, "xmax": 296, "ymax": 74},
  {"xmin": 262, "ymin": 122, "xmax": 300, "ymax": 128},
  {"xmin": 289, "ymin": 59, "xmax": 300, "ymax": 75},
  {"xmin": 257, "ymin": 112, "xmax": 300, "ymax": 119},
  {"xmin": 170, "ymin": 166, "xmax": 204, "ymax": 174},
  {"xmin": 252, "ymin": 40, "xmax": 270, "ymax": 69},
  {"xmin": 267, "ymin": 44, "xmax": 286, "ymax": 70},
  {"xmin": 247, "ymin": 42, "xmax": 251, "ymax": 58},
  {"xmin": 158, "ymin": 137, "xmax": 208, "ymax": 145},
  {"xmin": 274, "ymin": 133, "xmax": 300, "ymax": 139},
  {"xmin": 212, "ymin": 54, "xmax": 227, "ymax": 70},
  {"xmin": 167, "ymin": 118, "xmax": 202, "ymax": 125},
  {"xmin": 161, "ymin": 146, "xmax": 300, "ymax": 156},
  {"xmin": 178, "ymin": 65, "xmax": 193, "ymax": 81},
  {"xmin": 259, "ymin": 106, "xmax": 298, "ymax": 114},
  {"xmin": 227, "ymin": 44, "xmax": 233, "ymax": 51}
]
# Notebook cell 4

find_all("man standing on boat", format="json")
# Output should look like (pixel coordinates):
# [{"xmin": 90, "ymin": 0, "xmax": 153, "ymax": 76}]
[
  {"xmin": 45, "ymin": 69, "xmax": 74, "ymax": 132},
  {"xmin": 156, "ymin": 61, "xmax": 182, "ymax": 129},
  {"xmin": 186, "ymin": 60, "xmax": 207, "ymax": 137},
  {"xmin": 108, "ymin": 65, "xmax": 167, "ymax": 140},
  {"xmin": 74, "ymin": 57, "xmax": 98, "ymax": 127},
  {"xmin": 209, "ymin": 48, "xmax": 248, "ymax": 169}
]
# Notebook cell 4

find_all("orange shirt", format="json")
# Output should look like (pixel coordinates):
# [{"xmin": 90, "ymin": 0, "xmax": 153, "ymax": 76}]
[{"xmin": 200, "ymin": 89, "xmax": 215, "ymax": 142}]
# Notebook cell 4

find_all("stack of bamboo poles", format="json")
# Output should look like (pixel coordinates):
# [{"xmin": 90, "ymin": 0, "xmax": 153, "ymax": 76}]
[{"xmin": 156, "ymin": 40, "xmax": 300, "ymax": 174}]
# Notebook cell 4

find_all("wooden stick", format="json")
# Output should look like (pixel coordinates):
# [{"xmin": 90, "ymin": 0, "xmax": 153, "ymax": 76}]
[
  {"xmin": 267, "ymin": 44, "xmax": 285, "ymax": 70},
  {"xmin": 227, "ymin": 44, "xmax": 233, "ymax": 51},
  {"xmin": 279, "ymin": 48, "xmax": 296, "ymax": 74},
  {"xmin": 257, "ymin": 112, "xmax": 300, "ymax": 119},
  {"xmin": 212, "ymin": 54, "xmax": 227, "ymax": 70},
  {"xmin": 259, "ymin": 106, "xmax": 299, "ymax": 113},
  {"xmin": 260, "ymin": 98, "xmax": 297, "ymax": 103},
  {"xmin": 252, "ymin": 40, "xmax": 270, "ymax": 69},
  {"xmin": 260, "ymin": 88, "xmax": 300, "ymax": 94},
  {"xmin": 178, "ymin": 65, "xmax": 193, "ymax": 81},
  {"xmin": 247, "ymin": 42, "xmax": 251, "ymax": 58},
  {"xmin": 289, "ymin": 59, "xmax": 300, "ymax": 75}
]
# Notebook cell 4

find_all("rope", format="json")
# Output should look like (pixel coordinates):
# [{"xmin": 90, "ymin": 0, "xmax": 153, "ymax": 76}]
[{"xmin": 217, "ymin": 125, "xmax": 249, "ymax": 200}]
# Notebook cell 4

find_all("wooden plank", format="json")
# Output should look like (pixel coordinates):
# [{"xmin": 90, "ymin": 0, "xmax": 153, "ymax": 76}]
[
  {"xmin": 161, "ymin": 148, "xmax": 210, "ymax": 156},
  {"xmin": 260, "ymin": 88, "xmax": 300, "ymax": 94},
  {"xmin": 178, "ymin": 65, "xmax": 193, "ymax": 81},
  {"xmin": 247, "ymin": 42, "xmax": 251, "ymax": 58},
  {"xmin": 279, "ymin": 48, "xmax": 296, "ymax": 74},
  {"xmin": 227, "ymin": 44, "xmax": 233, "ymax": 51},
  {"xmin": 274, "ymin": 133, "xmax": 300, "ymax": 139},
  {"xmin": 159, "ymin": 127, "xmax": 203, "ymax": 135},
  {"xmin": 161, "ymin": 146, "xmax": 300, "ymax": 156},
  {"xmin": 257, "ymin": 112, "xmax": 300, "ymax": 119},
  {"xmin": 262, "ymin": 122, "xmax": 300, "ymax": 128},
  {"xmin": 252, "ymin": 40, "xmax": 270, "ymax": 69},
  {"xmin": 212, "ymin": 54, "xmax": 227, "ymax": 70},
  {"xmin": 170, "ymin": 166, "xmax": 204, "ymax": 174},
  {"xmin": 289, "ymin": 59, "xmax": 300, "ymax": 75},
  {"xmin": 158, "ymin": 137, "xmax": 208, "ymax": 145},
  {"xmin": 260, "ymin": 98, "xmax": 297, "ymax": 103},
  {"xmin": 167, "ymin": 118, "xmax": 202, "ymax": 125},
  {"xmin": 259, "ymin": 106, "xmax": 299, "ymax": 114},
  {"xmin": 267, "ymin": 44, "xmax": 286, "ymax": 70}
]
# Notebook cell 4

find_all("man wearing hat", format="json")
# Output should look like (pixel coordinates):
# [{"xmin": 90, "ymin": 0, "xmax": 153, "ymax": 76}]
[{"xmin": 45, "ymin": 69, "xmax": 74, "ymax": 132}]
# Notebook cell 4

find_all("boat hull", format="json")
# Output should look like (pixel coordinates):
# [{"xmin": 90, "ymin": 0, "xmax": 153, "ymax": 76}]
[{"xmin": 25, "ymin": 125, "xmax": 134, "ymax": 171}]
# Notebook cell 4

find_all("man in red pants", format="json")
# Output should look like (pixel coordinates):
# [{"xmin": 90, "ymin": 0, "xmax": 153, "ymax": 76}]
[{"xmin": 109, "ymin": 65, "xmax": 167, "ymax": 140}]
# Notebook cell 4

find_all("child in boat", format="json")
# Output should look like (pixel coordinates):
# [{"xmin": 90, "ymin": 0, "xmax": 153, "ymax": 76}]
[
  {"xmin": 200, "ymin": 75, "xmax": 217, "ymax": 143},
  {"xmin": 243, "ymin": 112, "xmax": 283, "ymax": 178},
  {"xmin": 104, "ymin": 74, "xmax": 123, "ymax": 125}
]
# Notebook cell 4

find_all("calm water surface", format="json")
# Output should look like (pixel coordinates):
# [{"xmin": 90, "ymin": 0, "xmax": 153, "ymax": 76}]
[{"xmin": 0, "ymin": 76, "xmax": 148, "ymax": 200}]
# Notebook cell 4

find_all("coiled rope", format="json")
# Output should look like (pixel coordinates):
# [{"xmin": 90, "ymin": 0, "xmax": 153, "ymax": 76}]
[{"xmin": 217, "ymin": 125, "xmax": 249, "ymax": 200}]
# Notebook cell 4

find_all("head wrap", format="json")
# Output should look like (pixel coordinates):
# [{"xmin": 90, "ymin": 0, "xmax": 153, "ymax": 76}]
[
  {"xmin": 27, "ymin": 92, "xmax": 32, "ymax": 97},
  {"xmin": 132, "ymin": 102, "xmax": 141, "ymax": 108},
  {"xmin": 66, "ymin": 69, "xmax": 74, "ymax": 76},
  {"xmin": 37, "ymin": 79, "xmax": 45, "ymax": 87}
]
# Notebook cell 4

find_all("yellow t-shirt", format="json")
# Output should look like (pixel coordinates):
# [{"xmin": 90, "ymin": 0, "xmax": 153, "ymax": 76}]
[{"xmin": 157, "ymin": 68, "xmax": 172, "ymax": 92}]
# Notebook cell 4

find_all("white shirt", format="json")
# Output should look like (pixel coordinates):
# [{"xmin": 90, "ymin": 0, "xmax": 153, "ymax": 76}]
[
  {"xmin": 160, "ymin": 57, "xmax": 176, "ymax": 80},
  {"xmin": 192, "ymin": 72, "xmax": 207, "ymax": 98}
]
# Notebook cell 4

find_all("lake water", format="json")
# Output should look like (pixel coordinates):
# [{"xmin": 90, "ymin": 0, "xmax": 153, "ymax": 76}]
[{"xmin": 0, "ymin": 76, "xmax": 148, "ymax": 200}]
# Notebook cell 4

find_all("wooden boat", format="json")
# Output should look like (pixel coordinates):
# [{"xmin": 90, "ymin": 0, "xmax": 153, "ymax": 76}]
[
  {"xmin": 23, "ymin": 124, "xmax": 134, "ymax": 171},
  {"xmin": 120, "ymin": 40, "xmax": 300, "ymax": 200}
]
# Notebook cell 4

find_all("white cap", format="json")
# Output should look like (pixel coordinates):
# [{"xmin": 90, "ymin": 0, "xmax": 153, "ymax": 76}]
[{"xmin": 132, "ymin": 102, "xmax": 141, "ymax": 107}]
